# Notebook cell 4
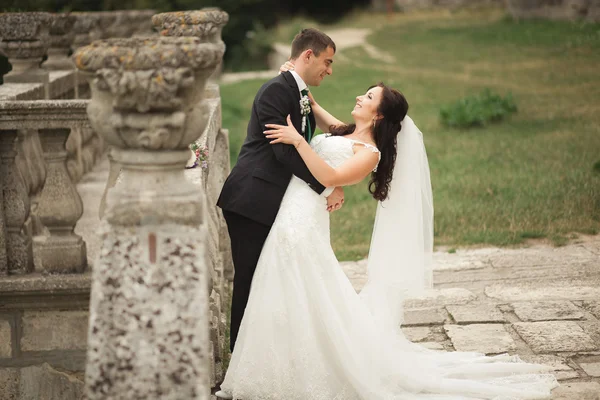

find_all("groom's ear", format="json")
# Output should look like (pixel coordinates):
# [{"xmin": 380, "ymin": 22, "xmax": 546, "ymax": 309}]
[{"xmin": 302, "ymin": 49, "xmax": 314, "ymax": 62}]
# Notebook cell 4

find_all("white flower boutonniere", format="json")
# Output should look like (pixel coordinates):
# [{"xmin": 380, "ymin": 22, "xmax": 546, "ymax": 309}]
[{"xmin": 300, "ymin": 95, "xmax": 311, "ymax": 134}]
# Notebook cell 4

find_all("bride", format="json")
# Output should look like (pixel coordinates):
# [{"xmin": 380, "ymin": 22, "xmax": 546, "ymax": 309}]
[{"xmin": 216, "ymin": 67, "xmax": 559, "ymax": 399}]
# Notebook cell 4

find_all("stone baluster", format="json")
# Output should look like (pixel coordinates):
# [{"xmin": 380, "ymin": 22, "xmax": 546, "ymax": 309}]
[
  {"xmin": 74, "ymin": 36, "xmax": 224, "ymax": 399},
  {"xmin": 0, "ymin": 12, "xmax": 52, "ymax": 99},
  {"xmin": 37, "ymin": 127, "xmax": 87, "ymax": 273},
  {"xmin": 0, "ymin": 131, "xmax": 33, "ymax": 274},
  {"xmin": 65, "ymin": 127, "xmax": 84, "ymax": 183},
  {"xmin": 0, "ymin": 170, "xmax": 7, "ymax": 275},
  {"xmin": 15, "ymin": 129, "xmax": 48, "ymax": 272},
  {"xmin": 0, "ymin": 100, "xmax": 90, "ymax": 274},
  {"xmin": 43, "ymin": 13, "xmax": 76, "ymax": 71}
]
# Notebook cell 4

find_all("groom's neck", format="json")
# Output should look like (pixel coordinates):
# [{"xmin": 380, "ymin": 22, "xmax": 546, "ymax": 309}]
[{"xmin": 292, "ymin": 61, "xmax": 310, "ymax": 86}]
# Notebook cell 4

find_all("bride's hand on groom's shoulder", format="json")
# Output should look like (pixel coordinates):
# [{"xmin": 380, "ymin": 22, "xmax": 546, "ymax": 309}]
[
  {"xmin": 278, "ymin": 60, "xmax": 295, "ymax": 74},
  {"xmin": 264, "ymin": 115, "xmax": 304, "ymax": 148}
]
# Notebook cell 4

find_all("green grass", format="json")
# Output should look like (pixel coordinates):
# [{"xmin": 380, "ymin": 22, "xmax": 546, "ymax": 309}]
[{"xmin": 220, "ymin": 9, "xmax": 600, "ymax": 260}]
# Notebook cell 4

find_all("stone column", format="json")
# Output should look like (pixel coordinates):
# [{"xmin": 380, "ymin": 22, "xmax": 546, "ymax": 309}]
[
  {"xmin": 152, "ymin": 10, "xmax": 232, "ymax": 387},
  {"xmin": 43, "ymin": 13, "xmax": 76, "ymax": 71},
  {"xmin": 0, "ymin": 131, "xmax": 34, "ymax": 274},
  {"xmin": 0, "ymin": 12, "xmax": 52, "ymax": 99},
  {"xmin": 74, "ymin": 36, "xmax": 224, "ymax": 399}
]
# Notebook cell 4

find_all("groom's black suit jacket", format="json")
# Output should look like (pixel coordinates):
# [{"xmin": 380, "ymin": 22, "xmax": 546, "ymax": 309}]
[{"xmin": 217, "ymin": 71, "xmax": 324, "ymax": 226}]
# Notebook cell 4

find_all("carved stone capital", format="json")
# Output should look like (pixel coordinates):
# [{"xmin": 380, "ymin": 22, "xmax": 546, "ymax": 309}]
[
  {"xmin": 74, "ymin": 37, "xmax": 224, "ymax": 151},
  {"xmin": 152, "ymin": 10, "xmax": 229, "ymax": 44},
  {"xmin": 0, "ymin": 12, "xmax": 52, "ymax": 75}
]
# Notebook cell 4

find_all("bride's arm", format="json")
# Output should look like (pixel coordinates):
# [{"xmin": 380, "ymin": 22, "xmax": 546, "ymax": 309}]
[
  {"xmin": 311, "ymin": 95, "xmax": 345, "ymax": 133},
  {"xmin": 265, "ymin": 116, "xmax": 378, "ymax": 187}
]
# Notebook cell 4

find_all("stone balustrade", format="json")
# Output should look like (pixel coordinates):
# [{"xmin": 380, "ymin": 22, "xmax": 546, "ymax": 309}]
[
  {"xmin": 0, "ymin": 9, "xmax": 231, "ymax": 399},
  {"xmin": 0, "ymin": 100, "xmax": 93, "ymax": 275},
  {"xmin": 74, "ymin": 34, "xmax": 224, "ymax": 398}
]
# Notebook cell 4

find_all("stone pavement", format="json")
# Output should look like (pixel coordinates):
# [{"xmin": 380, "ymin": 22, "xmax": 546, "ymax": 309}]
[{"xmin": 341, "ymin": 238, "xmax": 600, "ymax": 399}]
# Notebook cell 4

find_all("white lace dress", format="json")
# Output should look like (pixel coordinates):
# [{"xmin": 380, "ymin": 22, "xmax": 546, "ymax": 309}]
[{"xmin": 220, "ymin": 134, "xmax": 558, "ymax": 400}]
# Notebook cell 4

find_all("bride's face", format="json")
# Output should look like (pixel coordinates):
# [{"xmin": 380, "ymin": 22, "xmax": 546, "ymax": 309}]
[{"xmin": 351, "ymin": 87, "xmax": 383, "ymax": 121}]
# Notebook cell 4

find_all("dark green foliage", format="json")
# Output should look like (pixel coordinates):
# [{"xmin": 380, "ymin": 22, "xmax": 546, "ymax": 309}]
[
  {"xmin": 1, "ymin": 0, "xmax": 370, "ymax": 72},
  {"xmin": 440, "ymin": 89, "xmax": 518, "ymax": 129},
  {"xmin": 593, "ymin": 160, "xmax": 600, "ymax": 173}
]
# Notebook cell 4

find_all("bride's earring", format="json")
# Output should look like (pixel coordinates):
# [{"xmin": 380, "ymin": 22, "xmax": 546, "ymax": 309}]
[{"xmin": 372, "ymin": 118, "xmax": 376, "ymax": 130}]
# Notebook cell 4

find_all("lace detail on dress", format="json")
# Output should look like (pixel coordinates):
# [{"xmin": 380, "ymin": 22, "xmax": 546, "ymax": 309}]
[{"xmin": 318, "ymin": 134, "xmax": 381, "ymax": 172}]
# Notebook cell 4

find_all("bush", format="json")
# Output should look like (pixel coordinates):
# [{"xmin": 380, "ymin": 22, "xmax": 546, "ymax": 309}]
[{"xmin": 440, "ymin": 89, "xmax": 518, "ymax": 129}]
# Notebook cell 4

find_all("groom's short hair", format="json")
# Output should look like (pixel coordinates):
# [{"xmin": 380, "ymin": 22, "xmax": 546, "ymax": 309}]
[{"xmin": 291, "ymin": 28, "xmax": 336, "ymax": 59}]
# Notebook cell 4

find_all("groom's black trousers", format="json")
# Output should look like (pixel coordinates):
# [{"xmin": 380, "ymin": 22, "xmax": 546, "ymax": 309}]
[{"xmin": 222, "ymin": 210, "xmax": 272, "ymax": 353}]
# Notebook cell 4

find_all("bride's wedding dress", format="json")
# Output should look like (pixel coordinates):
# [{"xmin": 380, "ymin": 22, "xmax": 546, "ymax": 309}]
[{"xmin": 220, "ymin": 134, "xmax": 558, "ymax": 400}]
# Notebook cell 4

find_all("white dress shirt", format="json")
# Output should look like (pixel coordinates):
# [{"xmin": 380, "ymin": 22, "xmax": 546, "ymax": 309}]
[{"xmin": 288, "ymin": 71, "xmax": 334, "ymax": 198}]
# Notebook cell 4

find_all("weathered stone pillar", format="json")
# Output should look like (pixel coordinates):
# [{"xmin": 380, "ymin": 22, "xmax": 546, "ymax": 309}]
[
  {"xmin": 152, "ymin": 10, "xmax": 232, "ymax": 387},
  {"xmin": 0, "ymin": 12, "xmax": 52, "ymax": 99},
  {"xmin": 74, "ymin": 36, "xmax": 224, "ymax": 399},
  {"xmin": 0, "ymin": 131, "xmax": 34, "ymax": 274},
  {"xmin": 43, "ymin": 13, "xmax": 76, "ymax": 71}
]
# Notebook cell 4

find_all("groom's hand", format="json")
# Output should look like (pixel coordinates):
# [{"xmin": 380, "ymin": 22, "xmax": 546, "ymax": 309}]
[{"xmin": 326, "ymin": 186, "xmax": 344, "ymax": 212}]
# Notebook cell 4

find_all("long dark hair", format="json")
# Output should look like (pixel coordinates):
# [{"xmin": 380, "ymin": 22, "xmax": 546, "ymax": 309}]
[{"xmin": 329, "ymin": 83, "xmax": 409, "ymax": 201}]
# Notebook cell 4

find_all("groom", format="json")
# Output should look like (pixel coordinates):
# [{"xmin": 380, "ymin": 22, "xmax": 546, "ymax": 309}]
[{"xmin": 217, "ymin": 28, "xmax": 343, "ymax": 354}]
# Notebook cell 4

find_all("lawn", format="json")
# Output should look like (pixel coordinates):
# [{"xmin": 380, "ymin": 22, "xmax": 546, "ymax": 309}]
[{"xmin": 219, "ymin": 9, "xmax": 600, "ymax": 261}]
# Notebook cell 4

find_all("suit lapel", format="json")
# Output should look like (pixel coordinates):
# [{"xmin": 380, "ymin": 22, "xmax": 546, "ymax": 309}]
[{"xmin": 281, "ymin": 72, "xmax": 311, "ymax": 140}]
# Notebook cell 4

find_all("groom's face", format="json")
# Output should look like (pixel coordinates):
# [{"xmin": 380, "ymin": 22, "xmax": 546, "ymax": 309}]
[{"xmin": 305, "ymin": 46, "xmax": 335, "ymax": 87}]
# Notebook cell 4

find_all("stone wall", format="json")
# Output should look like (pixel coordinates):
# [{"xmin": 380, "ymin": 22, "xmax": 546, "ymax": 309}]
[{"xmin": 0, "ymin": 275, "xmax": 90, "ymax": 400}]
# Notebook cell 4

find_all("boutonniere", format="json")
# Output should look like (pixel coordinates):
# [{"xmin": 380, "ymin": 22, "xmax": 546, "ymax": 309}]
[{"xmin": 300, "ymin": 95, "xmax": 311, "ymax": 134}]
